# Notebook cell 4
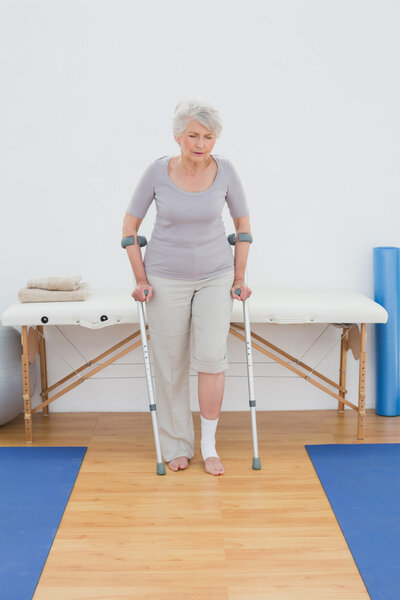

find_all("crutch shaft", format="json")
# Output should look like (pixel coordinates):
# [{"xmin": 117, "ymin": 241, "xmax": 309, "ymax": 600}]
[
  {"xmin": 243, "ymin": 296, "xmax": 261, "ymax": 466},
  {"xmin": 234, "ymin": 268, "xmax": 261, "ymax": 470},
  {"xmin": 136, "ymin": 294, "xmax": 165, "ymax": 475}
]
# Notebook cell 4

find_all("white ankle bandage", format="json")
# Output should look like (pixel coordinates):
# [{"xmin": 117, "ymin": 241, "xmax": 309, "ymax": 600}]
[{"xmin": 200, "ymin": 415, "xmax": 219, "ymax": 460}]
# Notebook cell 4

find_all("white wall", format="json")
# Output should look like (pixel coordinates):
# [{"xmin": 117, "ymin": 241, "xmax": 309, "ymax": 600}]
[{"xmin": 1, "ymin": 0, "xmax": 399, "ymax": 413}]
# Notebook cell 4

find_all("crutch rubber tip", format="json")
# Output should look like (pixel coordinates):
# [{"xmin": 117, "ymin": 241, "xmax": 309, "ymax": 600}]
[
  {"xmin": 235, "ymin": 288, "xmax": 241, "ymax": 296},
  {"xmin": 157, "ymin": 462, "xmax": 166, "ymax": 475},
  {"xmin": 252, "ymin": 457, "xmax": 261, "ymax": 470}
]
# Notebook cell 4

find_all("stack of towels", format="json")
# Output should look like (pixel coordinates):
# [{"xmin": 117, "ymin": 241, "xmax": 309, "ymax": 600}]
[{"xmin": 18, "ymin": 276, "xmax": 88, "ymax": 303}]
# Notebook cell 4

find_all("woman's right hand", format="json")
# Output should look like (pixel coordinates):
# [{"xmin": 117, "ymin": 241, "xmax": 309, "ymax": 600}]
[{"xmin": 132, "ymin": 282, "xmax": 153, "ymax": 303}]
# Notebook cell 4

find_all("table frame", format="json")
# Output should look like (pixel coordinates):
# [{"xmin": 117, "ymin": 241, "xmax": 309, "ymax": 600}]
[{"xmin": 20, "ymin": 321, "xmax": 367, "ymax": 443}]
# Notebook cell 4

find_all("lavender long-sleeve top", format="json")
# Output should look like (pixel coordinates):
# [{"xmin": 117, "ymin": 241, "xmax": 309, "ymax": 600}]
[{"xmin": 125, "ymin": 154, "xmax": 249, "ymax": 280}]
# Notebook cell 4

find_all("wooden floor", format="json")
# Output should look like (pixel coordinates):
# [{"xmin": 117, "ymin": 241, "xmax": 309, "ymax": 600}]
[{"xmin": 2, "ymin": 409, "xmax": 400, "ymax": 599}]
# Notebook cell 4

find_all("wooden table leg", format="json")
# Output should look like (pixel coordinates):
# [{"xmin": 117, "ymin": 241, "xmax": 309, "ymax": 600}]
[
  {"xmin": 21, "ymin": 326, "xmax": 32, "ymax": 443},
  {"xmin": 338, "ymin": 327, "xmax": 349, "ymax": 414},
  {"xmin": 37, "ymin": 325, "xmax": 49, "ymax": 416},
  {"xmin": 357, "ymin": 323, "xmax": 367, "ymax": 440}
]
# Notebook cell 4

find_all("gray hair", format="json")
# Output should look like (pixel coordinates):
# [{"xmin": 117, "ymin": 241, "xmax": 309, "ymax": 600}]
[{"xmin": 172, "ymin": 96, "xmax": 223, "ymax": 139}]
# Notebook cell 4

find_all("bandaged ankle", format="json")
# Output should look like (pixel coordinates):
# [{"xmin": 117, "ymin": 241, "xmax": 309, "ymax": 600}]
[{"xmin": 200, "ymin": 415, "xmax": 219, "ymax": 460}]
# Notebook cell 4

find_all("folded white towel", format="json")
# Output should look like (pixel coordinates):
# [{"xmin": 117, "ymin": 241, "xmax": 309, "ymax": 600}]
[
  {"xmin": 18, "ymin": 282, "xmax": 88, "ymax": 303},
  {"xmin": 27, "ymin": 275, "xmax": 82, "ymax": 291}
]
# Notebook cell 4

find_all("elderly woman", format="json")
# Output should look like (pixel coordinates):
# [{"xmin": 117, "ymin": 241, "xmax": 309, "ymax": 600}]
[{"xmin": 122, "ymin": 97, "xmax": 252, "ymax": 476}]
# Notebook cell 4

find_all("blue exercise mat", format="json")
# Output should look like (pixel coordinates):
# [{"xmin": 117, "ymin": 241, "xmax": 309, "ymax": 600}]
[
  {"xmin": 0, "ymin": 447, "xmax": 86, "ymax": 600},
  {"xmin": 306, "ymin": 444, "xmax": 400, "ymax": 600}
]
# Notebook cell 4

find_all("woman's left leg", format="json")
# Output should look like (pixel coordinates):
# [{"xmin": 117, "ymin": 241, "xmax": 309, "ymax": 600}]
[
  {"xmin": 198, "ymin": 372, "xmax": 225, "ymax": 420},
  {"xmin": 191, "ymin": 269, "xmax": 235, "ymax": 475},
  {"xmin": 198, "ymin": 372, "xmax": 225, "ymax": 475}
]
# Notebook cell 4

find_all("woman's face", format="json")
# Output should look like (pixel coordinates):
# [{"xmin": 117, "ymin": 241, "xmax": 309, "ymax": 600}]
[{"xmin": 175, "ymin": 119, "xmax": 216, "ymax": 163}]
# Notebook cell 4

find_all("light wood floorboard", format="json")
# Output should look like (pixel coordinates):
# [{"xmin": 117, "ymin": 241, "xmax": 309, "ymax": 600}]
[{"xmin": 1, "ymin": 409, "xmax": 400, "ymax": 599}]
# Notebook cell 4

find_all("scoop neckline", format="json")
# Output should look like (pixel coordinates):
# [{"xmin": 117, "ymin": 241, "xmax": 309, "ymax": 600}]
[{"xmin": 164, "ymin": 154, "xmax": 221, "ymax": 195}]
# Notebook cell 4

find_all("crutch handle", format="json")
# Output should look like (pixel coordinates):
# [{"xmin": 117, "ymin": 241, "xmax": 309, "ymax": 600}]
[{"xmin": 135, "ymin": 288, "xmax": 149, "ymax": 302}]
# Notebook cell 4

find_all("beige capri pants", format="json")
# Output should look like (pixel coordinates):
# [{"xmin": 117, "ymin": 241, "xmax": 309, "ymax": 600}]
[{"xmin": 145, "ymin": 268, "xmax": 235, "ymax": 462}]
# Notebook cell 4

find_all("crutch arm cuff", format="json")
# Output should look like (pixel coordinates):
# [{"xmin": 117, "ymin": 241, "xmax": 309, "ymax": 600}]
[
  {"xmin": 121, "ymin": 235, "xmax": 135, "ymax": 248},
  {"xmin": 237, "ymin": 232, "xmax": 253, "ymax": 243},
  {"xmin": 121, "ymin": 235, "xmax": 148, "ymax": 248}
]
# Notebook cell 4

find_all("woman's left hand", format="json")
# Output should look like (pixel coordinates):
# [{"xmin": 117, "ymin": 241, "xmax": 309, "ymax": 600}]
[{"xmin": 231, "ymin": 280, "xmax": 252, "ymax": 301}]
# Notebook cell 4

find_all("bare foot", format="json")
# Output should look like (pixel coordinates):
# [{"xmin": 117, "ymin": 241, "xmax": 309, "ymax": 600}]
[
  {"xmin": 168, "ymin": 456, "xmax": 189, "ymax": 471},
  {"xmin": 204, "ymin": 456, "xmax": 225, "ymax": 476}
]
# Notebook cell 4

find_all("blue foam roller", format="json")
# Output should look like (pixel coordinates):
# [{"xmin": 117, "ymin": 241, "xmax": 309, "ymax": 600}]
[{"xmin": 373, "ymin": 247, "xmax": 400, "ymax": 416}]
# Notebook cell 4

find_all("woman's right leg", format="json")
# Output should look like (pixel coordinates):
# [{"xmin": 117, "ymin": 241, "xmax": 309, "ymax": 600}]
[{"xmin": 145, "ymin": 275, "xmax": 195, "ymax": 466}]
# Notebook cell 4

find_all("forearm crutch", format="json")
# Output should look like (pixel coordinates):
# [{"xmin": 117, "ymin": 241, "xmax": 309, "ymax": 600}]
[
  {"xmin": 228, "ymin": 233, "xmax": 261, "ymax": 470},
  {"xmin": 134, "ymin": 236, "xmax": 166, "ymax": 475}
]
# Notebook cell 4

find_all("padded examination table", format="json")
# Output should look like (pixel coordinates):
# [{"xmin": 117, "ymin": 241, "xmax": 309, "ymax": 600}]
[{"xmin": 1, "ymin": 288, "xmax": 388, "ymax": 442}]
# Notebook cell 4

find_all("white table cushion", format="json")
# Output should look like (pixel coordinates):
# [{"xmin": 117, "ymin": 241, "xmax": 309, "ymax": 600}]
[
  {"xmin": 232, "ymin": 288, "xmax": 388, "ymax": 324},
  {"xmin": 1, "ymin": 288, "xmax": 387, "ymax": 328}
]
